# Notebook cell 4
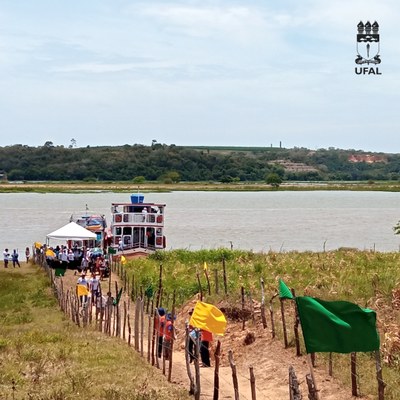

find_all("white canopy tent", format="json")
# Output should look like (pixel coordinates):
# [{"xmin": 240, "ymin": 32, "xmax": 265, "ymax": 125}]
[{"xmin": 46, "ymin": 221, "xmax": 97, "ymax": 242}]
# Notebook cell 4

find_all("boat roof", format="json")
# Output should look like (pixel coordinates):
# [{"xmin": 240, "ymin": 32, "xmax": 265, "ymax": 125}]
[{"xmin": 111, "ymin": 202, "xmax": 166, "ymax": 207}]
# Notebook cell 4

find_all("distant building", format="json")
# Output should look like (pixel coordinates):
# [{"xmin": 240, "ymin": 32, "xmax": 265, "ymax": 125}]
[{"xmin": 0, "ymin": 171, "xmax": 7, "ymax": 181}]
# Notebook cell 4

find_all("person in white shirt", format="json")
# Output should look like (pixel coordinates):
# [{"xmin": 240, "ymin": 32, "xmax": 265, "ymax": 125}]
[
  {"xmin": 89, "ymin": 273, "xmax": 100, "ymax": 304},
  {"xmin": 3, "ymin": 249, "xmax": 10, "ymax": 268}
]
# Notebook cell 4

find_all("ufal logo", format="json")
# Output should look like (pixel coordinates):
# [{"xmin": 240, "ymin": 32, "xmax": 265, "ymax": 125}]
[{"xmin": 355, "ymin": 21, "xmax": 382, "ymax": 75}]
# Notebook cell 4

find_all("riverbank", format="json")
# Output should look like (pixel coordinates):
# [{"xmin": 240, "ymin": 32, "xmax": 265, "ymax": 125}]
[{"xmin": 1, "ymin": 180, "xmax": 400, "ymax": 193}]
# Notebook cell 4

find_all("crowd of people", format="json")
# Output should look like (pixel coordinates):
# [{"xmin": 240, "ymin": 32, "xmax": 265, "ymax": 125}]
[
  {"xmin": 41, "ymin": 244, "xmax": 110, "ymax": 279},
  {"xmin": 154, "ymin": 306, "xmax": 213, "ymax": 367}
]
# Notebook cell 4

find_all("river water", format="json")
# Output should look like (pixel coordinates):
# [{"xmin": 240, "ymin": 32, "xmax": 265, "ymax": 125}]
[{"xmin": 1, "ymin": 191, "xmax": 400, "ymax": 254}]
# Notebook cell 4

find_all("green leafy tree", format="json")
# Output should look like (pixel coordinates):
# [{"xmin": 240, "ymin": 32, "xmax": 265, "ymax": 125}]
[
  {"xmin": 133, "ymin": 176, "xmax": 146, "ymax": 184},
  {"xmin": 265, "ymin": 172, "xmax": 282, "ymax": 187}
]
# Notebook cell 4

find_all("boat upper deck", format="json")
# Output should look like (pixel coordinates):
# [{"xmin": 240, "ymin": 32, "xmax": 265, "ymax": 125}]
[{"xmin": 111, "ymin": 202, "xmax": 165, "ymax": 226}]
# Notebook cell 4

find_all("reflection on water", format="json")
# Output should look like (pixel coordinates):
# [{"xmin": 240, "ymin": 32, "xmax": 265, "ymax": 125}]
[{"xmin": 1, "ymin": 191, "xmax": 400, "ymax": 253}]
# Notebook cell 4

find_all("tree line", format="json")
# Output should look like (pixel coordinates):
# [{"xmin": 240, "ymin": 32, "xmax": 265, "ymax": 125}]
[{"xmin": 0, "ymin": 142, "xmax": 399, "ymax": 183}]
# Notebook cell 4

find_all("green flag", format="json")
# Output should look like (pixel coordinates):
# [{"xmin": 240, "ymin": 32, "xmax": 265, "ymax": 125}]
[
  {"xmin": 296, "ymin": 296, "xmax": 380, "ymax": 354},
  {"xmin": 279, "ymin": 279, "xmax": 294, "ymax": 300},
  {"xmin": 113, "ymin": 288, "xmax": 123, "ymax": 306}
]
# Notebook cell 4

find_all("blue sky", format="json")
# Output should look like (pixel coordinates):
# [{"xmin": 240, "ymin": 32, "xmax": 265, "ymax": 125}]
[{"xmin": 0, "ymin": 0, "xmax": 399, "ymax": 152}]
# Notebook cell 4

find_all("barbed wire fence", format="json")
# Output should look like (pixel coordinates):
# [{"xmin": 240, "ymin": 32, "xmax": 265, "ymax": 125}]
[{"xmin": 34, "ymin": 249, "xmax": 400, "ymax": 400}]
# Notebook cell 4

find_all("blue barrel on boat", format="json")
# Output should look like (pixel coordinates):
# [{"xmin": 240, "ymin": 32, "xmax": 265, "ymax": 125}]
[{"xmin": 131, "ymin": 194, "xmax": 144, "ymax": 204}]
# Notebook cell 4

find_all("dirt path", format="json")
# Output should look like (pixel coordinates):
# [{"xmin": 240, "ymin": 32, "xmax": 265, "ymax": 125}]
[{"xmin": 61, "ymin": 269, "xmax": 368, "ymax": 400}]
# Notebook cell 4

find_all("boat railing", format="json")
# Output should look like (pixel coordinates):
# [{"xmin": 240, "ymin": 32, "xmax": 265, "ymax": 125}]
[
  {"xmin": 118, "ymin": 241, "xmax": 156, "ymax": 252},
  {"xmin": 113, "ymin": 212, "xmax": 164, "ymax": 225}
]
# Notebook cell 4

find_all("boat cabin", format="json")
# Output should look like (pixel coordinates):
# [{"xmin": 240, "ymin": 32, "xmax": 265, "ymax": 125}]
[{"xmin": 110, "ymin": 194, "xmax": 166, "ymax": 256}]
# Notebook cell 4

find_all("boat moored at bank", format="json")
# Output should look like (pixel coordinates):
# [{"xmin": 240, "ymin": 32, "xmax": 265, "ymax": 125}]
[{"xmin": 110, "ymin": 194, "xmax": 166, "ymax": 257}]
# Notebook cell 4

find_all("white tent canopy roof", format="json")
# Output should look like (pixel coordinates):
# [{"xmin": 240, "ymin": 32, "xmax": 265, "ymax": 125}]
[{"xmin": 47, "ymin": 222, "xmax": 97, "ymax": 241}]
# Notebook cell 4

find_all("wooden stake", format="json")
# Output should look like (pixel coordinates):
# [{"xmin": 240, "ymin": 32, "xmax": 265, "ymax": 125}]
[
  {"xmin": 260, "ymin": 278, "xmax": 267, "ymax": 329},
  {"xmin": 185, "ymin": 326, "xmax": 196, "ymax": 396},
  {"xmin": 222, "ymin": 257, "xmax": 228, "ymax": 295},
  {"xmin": 241, "ymin": 285, "xmax": 245, "ymax": 330},
  {"xmin": 289, "ymin": 365, "xmax": 302, "ymax": 400},
  {"xmin": 249, "ymin": 365, "xmax": 256, "ymax": 400},
  {"xmin": 280, "ymin": 298, "xmax": 288, "ymax": 348},
  {"xmin": 328, "ymin": 352, "xmax": 333, "ymax": 377},
  {"xmin": 204, "ymin": 268, "xmax": 211, "ymax": 295},
  {"xmin": 196, "ymin": 272, "xmax": 203, "ymax": 301},
  {"xmin": 291, "ymin": 289, "xmax": 301, "ymax": 357},
  {"xmin": 140, "ymin": 298, "xmax": 144, "ymax": 357},
  {"xmin": 306, "ymin": 354, "xmax": 320, "ymax": 400},
  {"xmin": 228, "ymin": 350, "xmax": 239, "ymax": 400},
  {"xmin": 167, "ymin": 290, "xmax": 176, "ymax": 382},
  {"xmin": 269, "ymin": 293, "xmax": 278, "ymax": 338},
  {"xmin": 214, "ymin": 269, "xmax": 219, "ymax": 295},
  {"xmin": 375, "ymin": 350, "xmax": 385, "ymax": 400},
  {"xmin": 351, "ymin": 352, "xmax": 358, "ymax": 397},
  {"xmin": 213, "ymin": 340, "xmax": 221, "ymax": 400}
]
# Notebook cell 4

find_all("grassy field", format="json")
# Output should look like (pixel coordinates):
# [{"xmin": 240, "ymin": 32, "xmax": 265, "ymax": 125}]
[
  {"xmin": 1, "ymin": 180, "xmax": 400, "ymax": 193},
  {"xmin": 123, "ymin": 248, "xmax": 400, "ymax": 399},
  {"xmin": 0, "ymin": 263, "xmax": 190, "ymax": 400}
]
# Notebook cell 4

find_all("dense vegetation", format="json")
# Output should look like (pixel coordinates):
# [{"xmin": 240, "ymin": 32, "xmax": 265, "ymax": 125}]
[{"xmin": 1, "ymin": 142, "xmax": 399, "ymax": 182}]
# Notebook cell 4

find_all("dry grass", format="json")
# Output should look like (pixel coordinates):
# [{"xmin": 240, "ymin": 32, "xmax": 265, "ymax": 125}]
[{"xmin": 0, "ymin": 263, "xmax": 190, "ymax": 400}]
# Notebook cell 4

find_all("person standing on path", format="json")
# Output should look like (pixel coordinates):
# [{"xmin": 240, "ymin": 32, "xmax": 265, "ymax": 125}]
[
  {"xmin": 155, "ymin": 308, "xmax": 166, "ymax": 358},
  {"xmin": 76, "ymin": 273, "xmax": 89, "ymax": 306},
  {"xmin": 3, "ymin": 249, "xmax": 9, "ymax": 268},
  {"xmin": 163, "ymin": 313, "xmax": 176, "ymax": 360},
  {"xmin": 25, "ymin": 247, "xmax": 30, "ymax": 263},
  {"xmin": 200, "ymin": 329, "xmax": 213, "ymax": 367},
  {"xmin": 12, "ymin": 250, "xmax": 21, "ymax": 268}
]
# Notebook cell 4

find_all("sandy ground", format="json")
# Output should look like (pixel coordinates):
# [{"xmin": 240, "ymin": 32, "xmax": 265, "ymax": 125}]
[{"xmin": 61, "ymin": 268, "xmax": 370, "ymax": 400}]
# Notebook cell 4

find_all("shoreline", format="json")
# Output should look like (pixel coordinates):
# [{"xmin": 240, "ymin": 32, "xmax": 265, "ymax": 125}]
[{"xmin": 1, "ymin": 180, "xmax": 400, "ymax": 193}]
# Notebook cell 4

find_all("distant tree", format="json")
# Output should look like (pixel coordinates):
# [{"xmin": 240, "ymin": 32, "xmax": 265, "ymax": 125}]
[
  {"xmin": 133, "ymin": 176, "xmax": 146, "ymax": 184},
  {"xmin": 265, "ymin": 172, "xmax": 282, "ymax": 187},
  {"xmin": 163, "ymin": 171, "xmax": 180, "ymax": 183},
  {"xmin": 43, "ymin": 141, "xmax": 54, "ymax": 148},
  {"xmin": 69, "ymin": 138, "xmax": 77, "ymax": 148}
]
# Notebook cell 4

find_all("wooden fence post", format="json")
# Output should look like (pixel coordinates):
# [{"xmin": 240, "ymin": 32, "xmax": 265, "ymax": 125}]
[
  {"xmin": 214, "ymin": 269, "xmax": 219, "ymax": 295},
  {"xmin": 213, "ymin": 340, "xmax": 221, "ymax": 400},
  {"xmin": 167, "ymin": 290, "xmax": 176, "ymax": 382},
  {"xmin": 351, "ymin": 352, "xmax": 358, "ymax": 397},
  {"xmin": 134, "ymin": 298, "xmax": 140, "ymax": 351},
  {"xmin": 291, "ymin": 289, "xmax": 301, "ymax": 357},
  {"xmin": 222, "ymin": 257, "xmax": 227, "ymax": 295},
  {"xmin": 288, "ymin": 365, "xmax": 301, "ymax": 400},
  {"xmin": 269, "ymin": 294, "xmax": 278, "ymax": 338},
  {"xmin": 204, "ymin": 267, "xmax": 211, "ymax": 295},
  {"xmin": 260, "ymin": 278, "xmax": 267, "ymax": 329},
  {"xmin": 306, "ymin": 374, "xmax": 318, "ymax": 400},
  {"xmin": 249, "ymin": 365, "xmax": 256, "ymax": 400},
  {"xmin": 228, "ymin": 350, "xmax": 239, "ymax": 400},
  {"xmin": 280, "ymin": 298, "xmax": 288, "ymax": 348},
  {"xmin": 185, "ymin": 326, "xmax": 196, "ymax": 396},
  {"xmin": 375, "ymin": 350, "xmax": 385, "ymax": 400},
  {"xmin": 196, "ymin": 272, "xmax": 203, "ymax": 301},
  {"xmin": 248, "ymin": 292, "xmax": 255, "ymax": 325},
  {"xmin": 123, "ymin": 301, "xmax": 127, "ymax": 341},
  {"xmin": 194, "ymin": 333, "xmax": 201, "ymax": 400},
  {"xmin": 241, "ymin": 285, "xmax": 245, "ymax": 330},
  {"xmin": 140, "ymin": 298, "xmax": 144, "ymax": 357}
]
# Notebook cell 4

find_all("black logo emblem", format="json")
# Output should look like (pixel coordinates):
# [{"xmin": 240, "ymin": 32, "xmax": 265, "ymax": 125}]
[{"xmin": 355, "ymin": 21, "xmax": 381, "ymax": 65}]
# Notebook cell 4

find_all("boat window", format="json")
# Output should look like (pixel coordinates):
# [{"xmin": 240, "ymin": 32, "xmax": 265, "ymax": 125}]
[
  {"xmin": 115, "ymin": 227, "xmax": 122, "ymax": 235},
  {"xmin": 123, "ymin": 227, "xmax": 132, "ymax": 235}
]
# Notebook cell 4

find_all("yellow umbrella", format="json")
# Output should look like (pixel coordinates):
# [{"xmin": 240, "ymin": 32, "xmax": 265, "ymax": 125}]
[
  {"xmin": 46, "ymin": 249, "xmax": 55, "ymax": 257},
  {"xmin": 34, "ymin": 242, "xmax": 42, "ymax": 249}
]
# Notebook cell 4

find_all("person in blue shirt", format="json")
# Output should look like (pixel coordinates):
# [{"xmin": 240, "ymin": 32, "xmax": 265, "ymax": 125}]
[{"xmin": 12, "ymin": 250, "xmax": 21, "ymax": 268}]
